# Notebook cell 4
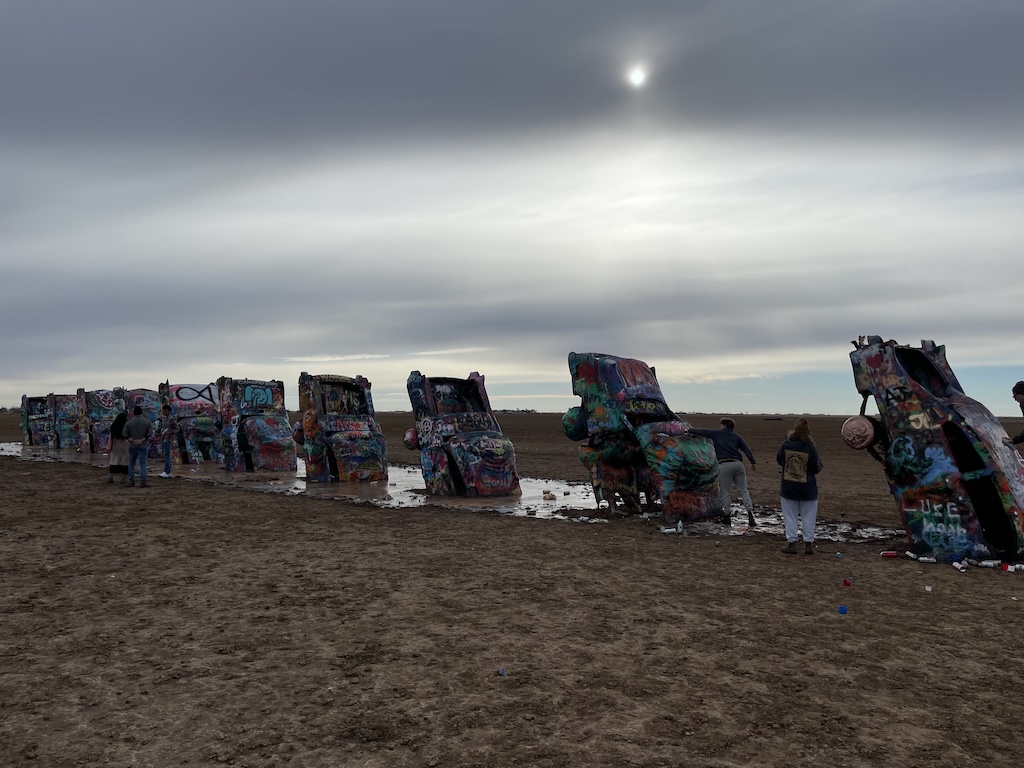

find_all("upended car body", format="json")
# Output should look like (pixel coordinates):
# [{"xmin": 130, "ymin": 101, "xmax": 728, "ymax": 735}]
[
  {"xmin": 158, "ymin": 381, "xmax": 224, "ymax": 465},
  {"xmin": 298, "ymin": 372, "xmax": 388, "ymax": 482},
  {"xmin": 76, "ymin": 388, "xmax": 119, "ymax": 453},
  {"xmin": 217, "ymin": 376, "xmax": 297, "ymax": 472},
  {"xmin": 563, "ymin": 352, "xmax": 723, "ymax": 523},
  {"xmin": 843, "ymin": 336, "xmax": 1024, "ymax": 561},
  {"xmin": 20, "ymin": 395, "xmax": 53, "ymax": 447},
  {"xmin": 49, "ymin": 393, "xmax": 83, "ymax": 450},
  {"xmin": 402, "ymin": 371, "xmax": 520, "ymax": 497}
]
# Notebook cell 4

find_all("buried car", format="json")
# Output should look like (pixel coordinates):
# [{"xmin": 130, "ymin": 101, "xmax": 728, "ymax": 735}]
[
  {"xmin": 403, "ymin": 370, "xmax": 520, "ymax": 497},
  {"xmin": 843, "ymin": 336, "xmax": 1024, "ymax": 561},
  {"xmin": 562, "ymin": 352, "xmax": 723, "ymax": 523},
  {"xmin": 159, "ymin": 381, "xmax": 224, "ymax": 465},
  {"xmin": 298, "ymin": 372, "xmax": 387, "ymax": 483},
  {"xmin": 76, "ymin": 388, "xmax": 120, "ymax": 453},
  {"xmin": 49, "ymin": 393, "xmax": 83, "ymax": 450},
  {"xmin": 217, "ymin": 376, "xmax": 297, "ymax": 472},
  {"xmin": 20, "ymin": 395, "xmax": 53, "ymax": 447}
]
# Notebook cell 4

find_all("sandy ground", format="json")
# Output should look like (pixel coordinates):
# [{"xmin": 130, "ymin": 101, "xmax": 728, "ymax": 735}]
[{"xmin": 3, "ymin": 410, "xmax": 1024, "ymax": 767}]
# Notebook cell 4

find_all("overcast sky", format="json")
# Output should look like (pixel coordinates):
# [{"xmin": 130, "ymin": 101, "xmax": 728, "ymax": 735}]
[{"xmin": 3, "ymin": 0, "xmax": 1023, "ymax": 417}]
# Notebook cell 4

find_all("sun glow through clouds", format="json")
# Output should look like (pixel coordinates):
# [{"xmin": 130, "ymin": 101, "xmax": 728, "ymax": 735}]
[{"xmin": 626, "ymin": 66, "xmax": 647, "ymax": 88}]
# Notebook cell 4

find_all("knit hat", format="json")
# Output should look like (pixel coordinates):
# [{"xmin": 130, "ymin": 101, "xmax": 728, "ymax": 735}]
[
  {"xmin": 790, "ymin": 417, "xmax": 811, "ymax": 440},
  {"xmin": 1013, "ymin": 381, "xmax": 1024, "ymax": 396}
]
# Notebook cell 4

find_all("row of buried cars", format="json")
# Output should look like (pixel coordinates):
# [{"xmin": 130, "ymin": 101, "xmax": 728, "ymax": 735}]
[
  {"xmin": 19, "ymin": 372, "xmax": 517, "ymax": 493},
  {"xmin": 17, "ymin": 337, "xmax": 1024, "ymax": 562}
]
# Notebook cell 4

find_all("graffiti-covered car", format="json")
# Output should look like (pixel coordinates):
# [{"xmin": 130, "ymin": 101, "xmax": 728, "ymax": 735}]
[
  {"xmin": 298, "ymin": 372, "xmax": 387, "ymax": 482},
  {"xmin": 402, "ymin": 371, "xmax": 519, "ymax": 497},
  {"xmin": 77, "ymin": 388, "xmax": 119, "ymax": 453},
  {"xmin": 48, "ymin": 393, "xmax": 83, "ymax": 450},
  {"xmin": 216, "ymin": 376, "xmax": 297, "ymax": 472},
  {"xmin": 843, "ymin": 336, "xmax": 1024, "ymax": 561},
  {"xmin": 158, "ymin": 381, "xmax": 223, "ymax": 465},
  {"xmin": 20, "ymin": 395, "xmax": 53, "ymax": 447},
  {"xmin": 562, "ymin": 352, "xmax": 723, "ymax": 523}
]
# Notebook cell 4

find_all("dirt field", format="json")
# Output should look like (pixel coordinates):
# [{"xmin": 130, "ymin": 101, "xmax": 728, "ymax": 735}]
[{"xmin": 3, "ymin": 409, "xmax": 1024, "ymax": 767}]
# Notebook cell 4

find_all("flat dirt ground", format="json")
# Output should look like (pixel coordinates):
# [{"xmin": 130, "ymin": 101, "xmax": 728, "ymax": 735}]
[{"xmin": 3, "ymin": 409, "xmax": 1024, "ymax": 768}]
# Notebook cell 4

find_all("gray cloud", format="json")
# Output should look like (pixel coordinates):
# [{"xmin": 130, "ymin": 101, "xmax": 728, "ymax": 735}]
[{"xmin": 3, "ymin": 0, "xmax": 1024, "ymax": 414}]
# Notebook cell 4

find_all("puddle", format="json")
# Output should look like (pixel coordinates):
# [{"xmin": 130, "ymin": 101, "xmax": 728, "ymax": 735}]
[{"xmin": 0, "ymin": 442, "xmax": 903, "ymax": 541}]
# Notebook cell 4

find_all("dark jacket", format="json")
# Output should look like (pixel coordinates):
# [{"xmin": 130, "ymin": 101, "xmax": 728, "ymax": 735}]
[
  {"xmin": 1013, "ymin": 401, "xmax": 1024, "ymax": 445},
  {"xmin": 776, "ymin": 438, "xmax": 822, "ymax": 501},
  {"xmin": 110, "ymin": 412, "xmax": 128, "ymax": 441},
  {"xmin": 688, "ymin": 426, "xmax": 756, "ymax": 464}
]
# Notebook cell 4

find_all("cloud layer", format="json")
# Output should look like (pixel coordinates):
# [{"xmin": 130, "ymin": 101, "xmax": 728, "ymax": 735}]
[{"xmin": 3, "ymin": 0, "xmax": 1023, "ymax": 415}]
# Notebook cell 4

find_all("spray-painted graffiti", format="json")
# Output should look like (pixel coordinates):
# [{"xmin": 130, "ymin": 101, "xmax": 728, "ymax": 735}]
[
  {"xmin": 20, "ymin": 395, "xmax": 53, "ymax": 447},
  {"xmin": 76, "ymin": 388, "xmax": 119, "ymax": 453},
  {"xmin": 48, "ymin": 393, "xmax": 83, "ymax": 450},
  {"xmin": 563, "ymin": 352, "xmax": 723, "ymax": 524},
  {"xmin": 403, "ymin": 370, "xmax": 519, "ymax": 497},
  {"xmin": 158, "ymin": 382, "xmax": 224, "ymax": 465},
  {"xmin": 844, "ymin": 336, "xmax": 1024, "ymax": 561},
  {"xmin": 216, "ymin": 376, "xmax": 296, "ymax": 472},
  {"xmin": 298, "ymin": 372, "xmax": 388, "ymax": 483}
]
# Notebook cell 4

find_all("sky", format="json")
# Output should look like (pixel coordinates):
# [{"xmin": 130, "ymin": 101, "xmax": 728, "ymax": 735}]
[{"xmin": 2, "ymin": 0, "xmax": 1023, "ymax": 417}]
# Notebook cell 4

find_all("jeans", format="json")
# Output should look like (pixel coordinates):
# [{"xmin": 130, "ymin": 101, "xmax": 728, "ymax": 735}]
[
  {"xmin": 163, "ymin": 439, "xmax": 173, "ymax": 475},
  {"xmin": 128, "ymin": 445, "xmax": 148, "ymax": 486}
]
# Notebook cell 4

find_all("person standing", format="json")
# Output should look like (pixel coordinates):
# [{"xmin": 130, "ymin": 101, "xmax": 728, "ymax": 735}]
[
  {"xmin": 1005, "ymin": 381, "xmax": 1024, "ymax": 448},
  {"xmin": 123, "ymin": 405, "xmax": 154, "ymax": 488},
  {"xmin": 688, "ymin": 418, "xmax": 758, "ymax": 526},
  {"xmin": 107, "ymin": 399, "xmax": 129, "ymax": 484},
  {"xmin": 157, "ymin": 403, "xmax": 179, "ymax": 479},
  {"xmin": 778, "ymin": 418, "xmax": 823, "ymax": 555}
]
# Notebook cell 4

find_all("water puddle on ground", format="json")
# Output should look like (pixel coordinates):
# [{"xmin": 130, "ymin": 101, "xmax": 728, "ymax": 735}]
[{"xmin": 0, "ymin": 442, "xmax": 902, "ymax": 542}]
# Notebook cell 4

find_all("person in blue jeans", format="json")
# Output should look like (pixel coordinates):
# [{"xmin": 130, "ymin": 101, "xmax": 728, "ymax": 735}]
[
  {"xmin": 122, "ymin": 405, "xmax": 154, "ymax": 488},
  {"xmin": 157, "ymin": 403, "xmax": 179, "ymax": 478}
]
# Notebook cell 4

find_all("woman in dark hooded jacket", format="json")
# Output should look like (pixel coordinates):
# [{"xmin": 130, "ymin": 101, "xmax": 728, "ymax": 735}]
[{"xmin": 777, "ymin": 418, "xmax": 822, "ymax": 555}]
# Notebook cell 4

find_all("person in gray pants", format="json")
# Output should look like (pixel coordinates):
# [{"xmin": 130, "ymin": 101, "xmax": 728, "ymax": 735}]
[{"xmin": 687, "ymin": 418, "xmax": 758, "ymax": 526}]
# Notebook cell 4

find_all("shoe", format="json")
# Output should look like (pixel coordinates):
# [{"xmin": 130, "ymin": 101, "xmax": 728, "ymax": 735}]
[
  {"xmin": 747, "ymin": 512, "xmax": 757, "ymax": 527},
  {"xmin": 107, "ymin": 477, "xmax": 114, "ymax": 484},
  {"xmin": 781, "ymin": 542, "xmax": 798, "ymax": 555},
  {"xmin": 127, "ymin": 482, "xmax": 134, "ymax": 488},
  {"xmin": 158, "ymin": 472, "xmax": 171, "ymax": 479},
  {"xmin": 805, "ymin": 542, "xmax": 815, "ymax": 555},
  {"xmin": 140, "ymin": 482, "xmax": 147, "ymax": 488}
]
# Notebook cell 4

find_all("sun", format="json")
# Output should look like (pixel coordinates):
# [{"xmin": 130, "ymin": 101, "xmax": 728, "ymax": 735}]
[{"xmin": 626, "ymin": 66, "xmax": 648, "ymax": 88}]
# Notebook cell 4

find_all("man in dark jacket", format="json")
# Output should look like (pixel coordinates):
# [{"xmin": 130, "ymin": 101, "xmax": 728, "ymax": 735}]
[
  {"xmin": 687, "ymin": 418, "xmax": 758, "ymax": 526},
  {"xmin": 1006, "ymin": 381, "xmax": 1024, "ymax": 448},
  {"xmin": 123, "ymin": 405, "xmax": 154, "ymax": 488}
]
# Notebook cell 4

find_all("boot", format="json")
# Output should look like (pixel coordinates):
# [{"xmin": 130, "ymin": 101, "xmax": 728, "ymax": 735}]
[
  {"xmin": 804, "ymin": 542, "xmax": 815, "ymax": 555},
  {"xmin": 781, "ymin": 542, "xmax": 798, "ymax": 555},
  {"xmin": 747, "ymin": 510, "xmax": 757, "ymax": 527}
]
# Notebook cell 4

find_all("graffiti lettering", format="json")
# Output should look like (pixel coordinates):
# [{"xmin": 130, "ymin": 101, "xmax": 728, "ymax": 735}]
[
  {"xmin": 244, "ymin": 385, "xmax": 273, "ymax": 406},
  {"xmin": 906, "ymin": 498, "xmax": 970, "ymax": 551}
]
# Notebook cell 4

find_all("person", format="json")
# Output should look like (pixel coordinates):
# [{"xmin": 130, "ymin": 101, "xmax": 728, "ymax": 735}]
[
  {"xmin": 107, "ymin": 399, "xmax": 129, "ymax": 484},
  {"xmin": 123, "ymin": 405, "xmax": 154, "ymax": 488},
  {"xmin": 777, "ymin": 417, "xmax": 823, "ymax": 555},
  {"xmin": 687, "ymin": 417, "xmax": 758, "ymax": 526},
  {"xmin": 291, "ymin": 420, "xmax": 305, "ymax": 447},
  {"xmin": 1004, "ymin": 381, "xmax": 1024, "ymax": 448},
  {"xmin": 156, "ymin": 403, "xmax": 179, "ymax": 478}
]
